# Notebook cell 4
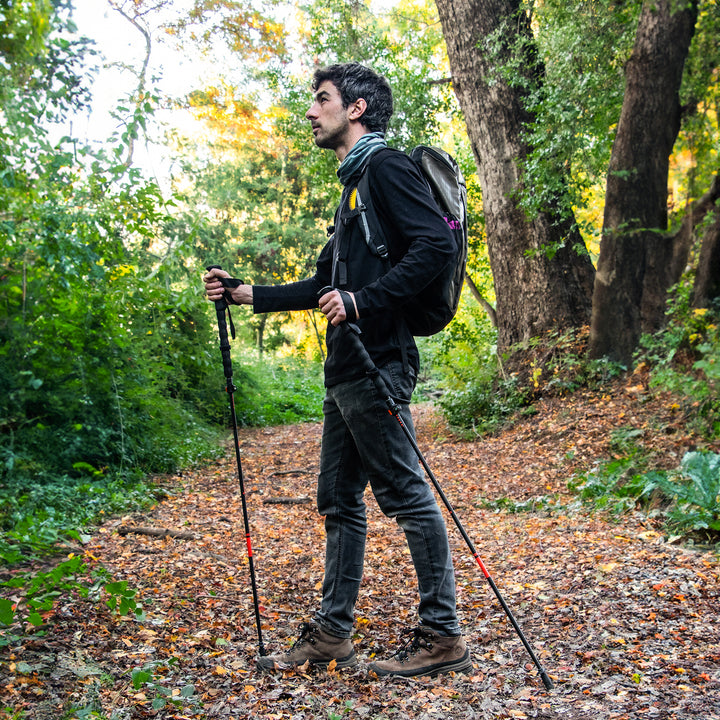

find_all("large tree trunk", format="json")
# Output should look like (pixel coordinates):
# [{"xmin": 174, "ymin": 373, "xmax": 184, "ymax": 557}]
[
  {"xmin": 589, "ymin": 0, "xmax": 698, "ymax": 366},
  {"xmin": 434, "ymin": 0, "xmax": 595, "ymax": 352}
]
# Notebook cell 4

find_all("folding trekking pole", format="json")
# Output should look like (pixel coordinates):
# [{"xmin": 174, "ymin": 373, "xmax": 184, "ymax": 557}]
[
  {"xmin": 339, "ymin": 320, "xmax": 553, "ymax": 690},
  {"xmin": 206, "ymin": 265, "xmax": 266, "ymax": 657}
]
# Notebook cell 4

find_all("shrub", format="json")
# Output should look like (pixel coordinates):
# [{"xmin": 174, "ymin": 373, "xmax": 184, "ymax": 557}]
[
  {"xmin": 568, "ymin": 446, "xmax": 720, "ymax": 542},
  {"xmin": 655, "ymin": 451, "xmax": 720, "ymax": 537},
  {"xmin": 231, "ymin": 354, "xmax": 325, "ymax": 426},
  {"xmin": 439, "ymin": 371, "xmax": 529, "ymax": 435},
  {"xmin": 638, "ymin": 294, "xmax": 720, "ymax": 439}
]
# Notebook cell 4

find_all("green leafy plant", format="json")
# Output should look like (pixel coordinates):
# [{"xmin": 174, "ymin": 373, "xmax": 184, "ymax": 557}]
[
  {"xmin": 568, "ymin": 457, "xmax": 663, "ymax": 516},
  {"xmin": 568, "ymin": 443, "xmax": 719, "ymax": 541},
  {"xmin": 439, "ymin": 374, "xmax": 529, "ymax": 436},
  {"xmin": 103, "ymin": 580, "xmax": 145, "ymax": 621},
  {"xmin": 233, "ymin": 354, "xmax": 325, "ymax": 426},
  {"xmin": 0, "ymin": 470, "xmax": 164, "ymax": 564},
  {"xmin": 0, "ymin": 558, "xmax": 148, "ymax": 651},
  {"xmin": 0, "ymin": 555, "xmax": 86, "ymax": 642},
  {"xmin": 479, "ymin": 495, "xmax": 558, "ymax": 514},
  {"xmin": 129, "ymin": 658, "xmax": 197, "ymax": 713},
  {"xmin": 654, "ymin": 451, "xmax": 720, "ymax": 536}
]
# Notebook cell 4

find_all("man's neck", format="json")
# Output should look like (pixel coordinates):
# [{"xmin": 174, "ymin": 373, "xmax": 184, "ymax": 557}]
[{"xmin": 335, "ymin": 126, "xmax": 371, "ymax": 162}]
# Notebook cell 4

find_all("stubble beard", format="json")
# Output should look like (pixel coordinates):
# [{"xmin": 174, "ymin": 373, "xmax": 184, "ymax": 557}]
[{"xmin": 313, "ymin": 117, "xmax": 349, "ymax": 151}]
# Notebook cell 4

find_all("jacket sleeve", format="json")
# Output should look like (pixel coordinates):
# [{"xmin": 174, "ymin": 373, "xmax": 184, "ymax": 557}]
[
  {"xmin": 252, "ymin": 236, "xmax": 334, "ymax": 313},
  {"xmin": 351, "ymin": 151, "xmax": 456, "ymax": 319}
]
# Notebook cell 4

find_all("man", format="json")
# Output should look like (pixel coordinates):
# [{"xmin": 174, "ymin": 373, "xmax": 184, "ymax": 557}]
[{"xmin": 204, "ymin": 62, "xmax": 471, "ymax": 678}]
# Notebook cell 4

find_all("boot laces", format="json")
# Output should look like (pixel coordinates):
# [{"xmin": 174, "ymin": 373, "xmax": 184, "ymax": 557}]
[
  {"xmin": 292, "ymin": 622, "xmax": 318, "ymax": 649},
  {"xmin": 392, "ymin": 627, "xmax": 433, "ymax": 661}
]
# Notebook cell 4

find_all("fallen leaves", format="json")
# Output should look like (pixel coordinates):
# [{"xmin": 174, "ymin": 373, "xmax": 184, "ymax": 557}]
[{"xmin": 1, "ymin": 387, "xmax": 719, "ymax": 718}]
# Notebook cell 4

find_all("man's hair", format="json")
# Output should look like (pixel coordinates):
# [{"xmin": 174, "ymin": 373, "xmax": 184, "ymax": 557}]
[{"xmin": 312, "ymin": 62, "xmax": 393, "ymax": 134}]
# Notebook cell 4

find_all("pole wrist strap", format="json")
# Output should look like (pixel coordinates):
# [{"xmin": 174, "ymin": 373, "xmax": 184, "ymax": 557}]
[{"xmin": 219, "ymin": 277, "xmax": 244, "ymax": 306}]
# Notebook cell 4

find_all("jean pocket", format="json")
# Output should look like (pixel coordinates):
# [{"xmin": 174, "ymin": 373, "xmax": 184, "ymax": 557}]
[{"xmin": 380, "ymin": 361, "xmax": 416, "ymax": 404}]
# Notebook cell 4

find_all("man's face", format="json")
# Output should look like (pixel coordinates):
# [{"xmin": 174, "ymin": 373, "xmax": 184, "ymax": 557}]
[{"xmin": 306, "ymin": 80, "xmax": 350, "ymax": 150}]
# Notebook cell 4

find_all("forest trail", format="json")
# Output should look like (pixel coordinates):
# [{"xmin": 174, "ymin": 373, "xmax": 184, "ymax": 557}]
[{"xmin": 4, "ymin": 382, "xmax": 719, "ymax": 719}]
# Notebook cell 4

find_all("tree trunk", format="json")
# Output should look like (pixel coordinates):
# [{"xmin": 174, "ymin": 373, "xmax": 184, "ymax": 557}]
[
  {"xmin": 434, "ymin": 0, "xmax": 595, "ymax": 352},
  {"xmin": 692, "ymin": 176, "xmax": 720, "ymax": 307},
  {"xmin": 589, "ymin": 0, "xmax": 698, "ymax": 365}
]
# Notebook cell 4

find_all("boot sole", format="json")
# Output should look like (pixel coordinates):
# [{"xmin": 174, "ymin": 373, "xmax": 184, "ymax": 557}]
[
  {"xmin": 257, "ymin": 651, "xmax": 358, "ymax": 671},
  {"xmin": 368, "ymin": 649, "xmax": 472, "ymax": 678}
]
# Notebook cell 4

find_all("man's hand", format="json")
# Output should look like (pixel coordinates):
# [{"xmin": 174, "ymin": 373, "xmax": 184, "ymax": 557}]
[
  {"xmin": 318, "ymin": 289, "xmax": 358, "ymax": 326},
  {"xmin": 203, "ymin": 268, "xmax": 253, "ymax": 305}
]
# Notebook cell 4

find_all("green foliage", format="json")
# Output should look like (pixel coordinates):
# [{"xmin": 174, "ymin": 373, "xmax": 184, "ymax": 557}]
[
  {"xmin": 128, "ymin": 658, "xmax": 198, "ymax": 713},
  {"xmin": 568, "ymin": 456, "xmax": 662, "ymax": 516},
  {"xmin": 673, "ymin": 0, "xmax": 720, "ymax": 208},
  {"xmin": 567, "ymin": 425, "xmax": 675, "ymax": 519},
  {"xmin": 515, "ymin": 0, "xmax": 640, "ymax": 226},
  {"xmin": 0, "ymin": 2, "xmax": 234, "ymax": 577},
  {"xmin": 101, "ymin": 578, "xmax": 144, "ymax": 620},
  {"xmin": 439, "ymin": 374, "xmax": 529, "ymax": 437},
  {"xmin": 485, "ymin": 0, "xmax": 719, "ymax": 257},
  {"xmin": 232, "ymin": 354, "xmax": 325, "ymax": 426},
  {"xmin": 638, "ymin": 290, "xmax": 720, "ymax": 439},
  {"xmin": 418, "ymin": 293, "xmax": 529, "ymax": 435},
  {"xmin": 479, "ymin": 495, "xmax": 557, "ymax": 514},
  {"xmin": 655, "ymin": 451, "xmax": 720, "ymax": 535},
  {"xmin": 568, "ymin": 428, "xmax": 720, "ymax": 541},
  {"xmin": 0, "ymin": 469, "xmax": 163, "ymax": 563},
  {"xmin": 0, "ymin": 555, "xmax": 87, "ymax": 637},
  {"xmin": 0, "ymin": 555, "xmax": 147, "ymax": 648}
]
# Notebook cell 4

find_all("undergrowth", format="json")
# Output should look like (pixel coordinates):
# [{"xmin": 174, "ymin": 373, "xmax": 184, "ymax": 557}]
[
  {"xmin": 232, "ymin": 353, "xmax": 324, "ymax": 426},
  {"xmin": 567, "ymin": 423, "xmax": 720, "ymax": 544},
  {"xmin": 638, "ymin": 293, "xmax": 720, "ymax": 439}
]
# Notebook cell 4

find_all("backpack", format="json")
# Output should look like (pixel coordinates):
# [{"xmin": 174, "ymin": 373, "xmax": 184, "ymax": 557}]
[{"xmin": 354, "ymin": 145, "xmax": 468, "ymax": 336}]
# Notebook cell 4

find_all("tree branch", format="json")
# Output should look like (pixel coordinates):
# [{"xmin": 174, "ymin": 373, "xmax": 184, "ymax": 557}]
[
  {"xmin": 465, "ymin": 272, "xmax": 497, "ymax": 326},
  {"xmin": 117, "ymin": 526, "xmax": 197, "ymax": 540},
  {"xmin": 108, "ymin": 1, "xmax": 153, "ymax": 170}
]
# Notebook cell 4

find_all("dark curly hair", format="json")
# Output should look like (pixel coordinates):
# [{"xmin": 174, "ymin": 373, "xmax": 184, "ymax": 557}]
[{"xmin": 312, "ymin": 62, "xmax": 393, "ymax": 134}]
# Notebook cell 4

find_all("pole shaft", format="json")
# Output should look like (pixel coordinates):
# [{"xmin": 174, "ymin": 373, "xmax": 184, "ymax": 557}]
[{"xmin": 226, "ymin": 387, "xmax": 265, "ymax": 656}]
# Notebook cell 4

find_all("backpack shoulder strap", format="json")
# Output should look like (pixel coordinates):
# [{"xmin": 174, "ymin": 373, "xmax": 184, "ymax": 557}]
[
  {"xmin": 355, "ymin": 173, "xmax": 388, "ymax": 261},
  {"xmin": 354, "ymin": 147, "xmax": 399, "ymax": 261}
]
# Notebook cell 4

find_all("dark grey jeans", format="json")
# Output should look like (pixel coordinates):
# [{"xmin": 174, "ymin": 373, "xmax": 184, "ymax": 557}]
[{"xmin": 314, "ymin": 360, "xmax": 460, "ymax": 638}]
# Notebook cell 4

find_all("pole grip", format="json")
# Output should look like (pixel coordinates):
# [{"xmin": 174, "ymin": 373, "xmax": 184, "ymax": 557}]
[{"xmin": 207, "ymin": 265, "xmax": 234, "ymax": 383}]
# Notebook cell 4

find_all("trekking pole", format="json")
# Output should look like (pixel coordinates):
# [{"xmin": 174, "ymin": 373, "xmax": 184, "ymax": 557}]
[
  {"xmin": 206, "ymin": 265, "xmax": 266, "ymax": 657},
  {"xmin": 338, "ymin": 319, "xmax": 553, "ymax": 691}
]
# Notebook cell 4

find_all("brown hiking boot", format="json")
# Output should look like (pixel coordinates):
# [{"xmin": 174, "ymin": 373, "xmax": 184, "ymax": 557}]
[
  {"xmin": 368, "ymin": 627, "xmax": 472, "ymax": 678},
  {"xmin": 256, "ymin": 622, "xmax": 357, "ymax": 671}
]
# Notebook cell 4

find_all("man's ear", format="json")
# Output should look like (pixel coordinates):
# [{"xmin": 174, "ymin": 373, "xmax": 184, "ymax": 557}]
[{"xmin": 348, "ymin": 98, "xmax": 367, "ymax": 120}]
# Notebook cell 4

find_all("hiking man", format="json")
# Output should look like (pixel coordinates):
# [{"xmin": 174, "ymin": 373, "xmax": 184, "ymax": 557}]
[{"xmin": 203, "ymin": 62, "xmax": 471, "ymax": 678}]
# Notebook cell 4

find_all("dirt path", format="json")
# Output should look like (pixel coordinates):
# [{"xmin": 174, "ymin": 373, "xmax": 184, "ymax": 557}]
[{"xmin": 3, "ymin": 386, "xmax": 719, "ymax": 719}]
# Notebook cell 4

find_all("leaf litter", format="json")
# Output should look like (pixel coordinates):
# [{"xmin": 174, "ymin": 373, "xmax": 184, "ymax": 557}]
[{"xmin": 1, "ymin": 381, "xmax": 719, "ymax": 719}]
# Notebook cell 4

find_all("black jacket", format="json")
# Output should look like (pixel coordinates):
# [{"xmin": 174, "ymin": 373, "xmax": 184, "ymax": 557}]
[{"xmin": 252, "ymin": 147, "xmax": 455, "ymax": 386}]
